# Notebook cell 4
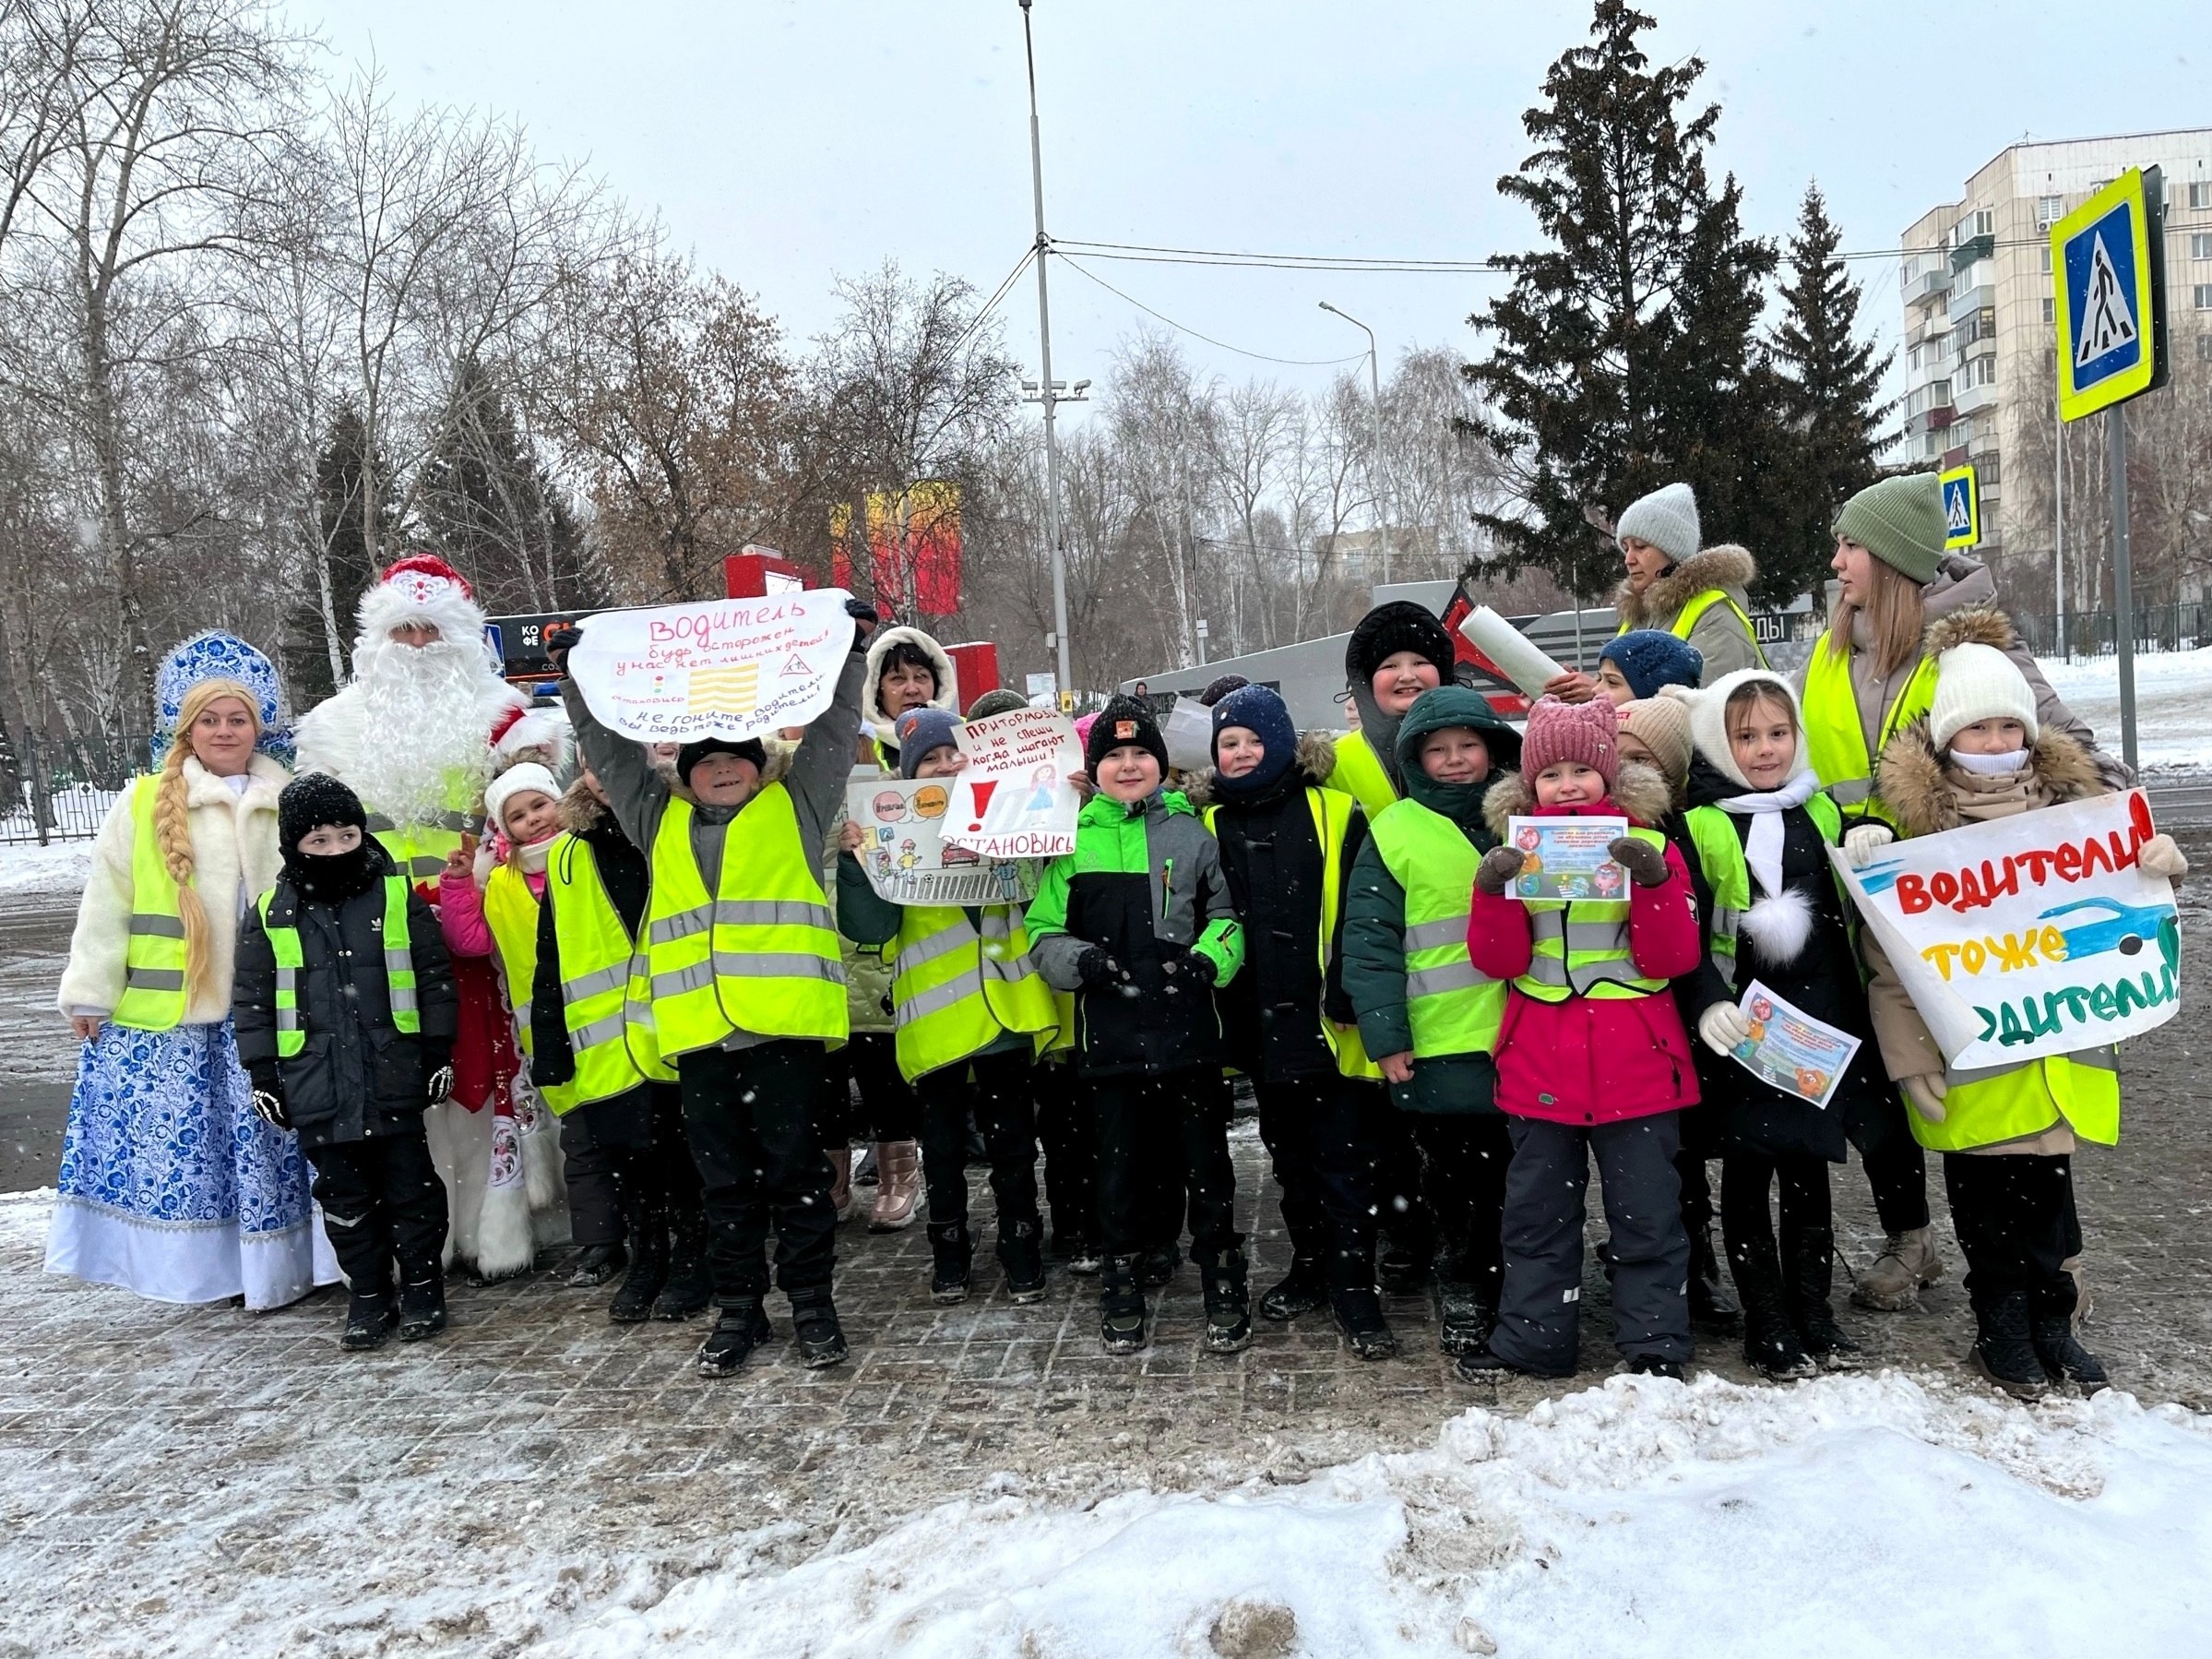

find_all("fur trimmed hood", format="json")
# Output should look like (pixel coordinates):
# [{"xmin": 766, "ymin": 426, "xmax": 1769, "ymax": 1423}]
[
  {"xmin": 1920, "ymin": 603, "xmax": 2017, "ymax": 660},
  {"xmin": 1613, "ymin": 543, "xmax": 1755, "ymax": 631},
  {"xmin": 1875, "ymin": 717, "xmax": 2104, "ymax": 839},
  {"xmin": 1481, "ymin": 758, "xmax": 1673, "ymax": 841},
  {"xmin": 1180, "ymin": 731, "xmax": 1338, "ymax": 808},
  {"xmin": 862, "ymin": 626, "xmax": 958, "ymax": 746}
]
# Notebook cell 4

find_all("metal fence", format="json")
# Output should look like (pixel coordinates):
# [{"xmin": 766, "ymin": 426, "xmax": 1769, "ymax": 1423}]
[
  {"xmin": 2010, "ymin": 604, "xmax": 2212, "ymax": 660},
  {"xmin": 1, "ymin": 732, "xmax": 150, "ymax": 845}
]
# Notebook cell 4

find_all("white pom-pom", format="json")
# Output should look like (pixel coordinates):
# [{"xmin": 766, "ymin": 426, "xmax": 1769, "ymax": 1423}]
[{"xmin": 1739, "ymin": 886, "xmax": 1814, "ymax": 966}]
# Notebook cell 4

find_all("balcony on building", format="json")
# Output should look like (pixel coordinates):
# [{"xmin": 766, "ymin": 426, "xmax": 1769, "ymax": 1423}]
[
  {"xmin": 1949, "ymin": 232, "xmax": 1996, "ymax": 272},
  {"xmin": 1947, "ymin": 270, "xmax": 1995, "ymax": 324}
]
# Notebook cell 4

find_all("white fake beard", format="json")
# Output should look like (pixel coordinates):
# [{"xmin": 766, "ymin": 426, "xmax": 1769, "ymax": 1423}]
[
  {"xmin": 347, "ymin": 637, "xmax": 498, "ymax": 828},
  {"xmin": 1739, "ymin": 886, "xmax": 1815, "ymax": 968}
]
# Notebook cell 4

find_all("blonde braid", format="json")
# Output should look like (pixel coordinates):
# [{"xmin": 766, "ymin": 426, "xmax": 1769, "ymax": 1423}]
[{"xmin": 158, "ymin": 679, "xmax": 262, "ymax": 1008}]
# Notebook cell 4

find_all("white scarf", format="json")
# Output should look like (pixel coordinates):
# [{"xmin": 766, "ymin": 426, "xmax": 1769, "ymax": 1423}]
[
  {"xmin": 1716, "ymin": 769, "xmax": 1821, "ymax": 902},
  {"xmin": 1950, "ymin": 747, "xmax": 2031, "ymax": 776},
  {"xmin": 515, "ymin": 835, "xmax": 556, "ymax": 877}
]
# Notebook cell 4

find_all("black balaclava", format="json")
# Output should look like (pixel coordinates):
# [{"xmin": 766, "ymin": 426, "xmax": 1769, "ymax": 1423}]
[{"xmin": 279, "ymin": 772, "xmax": 381, "ymax": 901}]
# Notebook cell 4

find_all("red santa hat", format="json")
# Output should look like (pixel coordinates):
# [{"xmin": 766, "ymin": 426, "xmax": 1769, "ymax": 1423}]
[
  {"xmin": 353, "ymin": 553, "xmax": 490, "ymax": 654},
  {"xmin": 489, "ymin": 698, "xmax": 574, "ymax": 773}
]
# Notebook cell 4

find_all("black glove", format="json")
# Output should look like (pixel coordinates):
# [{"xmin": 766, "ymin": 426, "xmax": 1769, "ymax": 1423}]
[
  {"xmin": 1476, "ymin": 846, "xmax": 1527, "ymax": 897},
  {"xmin": 423, "ymin": 1046, "xmax": 455, "ymax": 1104},
  {"xmin": 542, "ymin": 622, "xmax": 583, "ymax": 673},
  {"xmin": 1076, "ymin": 947, "xmax": 1125, "ymax": 990},
  {"xmin": 247, "ymin": 1062, "xmax": 289, "ymax": 1129},
  {"xmin": 1608, "ymin": 836, "xmax": 1672, "ymax": 889},
  {"xmin": 1177, "ymin": 948, "xmax": 1219, "ymax": 988},
  {"xmin": 844, "ymin": 598, "xmax": 880, "ymax": 635}
]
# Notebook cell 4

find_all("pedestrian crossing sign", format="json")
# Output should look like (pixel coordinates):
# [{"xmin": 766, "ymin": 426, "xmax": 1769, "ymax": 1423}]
[
  {"xmin": 1940, "ymin": 465, "xmax": 1979, "ymax": 549},
  {"xmin": 2051, "ymin": 168, "xmax": 2166, "ymax": 422}
]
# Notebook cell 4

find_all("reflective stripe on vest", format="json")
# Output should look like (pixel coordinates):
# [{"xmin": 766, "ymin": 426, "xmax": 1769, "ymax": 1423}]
[
  {"xmin": 1366, "ymin": 797, "xmax": 1507, "ymax": 1057},
  {"xmin": 1624, "ymin": 588, "xmax": 1769, "ymax": 670},
  {"xmin": 1515, "ymin": 826, "xmax": 1671, "ymax": 1002},
  {"xmin": 113, "ymin": 776, "xmax": 190, "ymax": 1030},
  {"xmin": 1683, "ymin": 794, "xmax": 1843, "ymax": 979},
  {"xmin": 1325, "ymin": 729, "xmax": 1398, "ymax": 818},
  {"xmin": 256, "ymin": 876, "xmax": 419, "ymax": 1057},
  {"xmin": 1802, "ymin": 637, "xmax": 1940, "ymax": 829},
  {"xmin": 639, "ymin": 787, "xmax": 847, "ymax": 1056},
  {"xmin": 887, "ymin": 902, "xmax": 1060, "ymax": 1081},
  {"xmin": 545, "ymin": 833, "xmax": 673, "ymax": 1110}
]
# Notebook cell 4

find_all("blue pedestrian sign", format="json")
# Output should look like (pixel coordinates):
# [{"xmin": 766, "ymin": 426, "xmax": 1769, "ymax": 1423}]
[
  {"xmin": 2051, "ymin": 168, "xmax": 2166, "ymax": 422},
  {"xmin": 1939, "ymin": 464, "xmax": 1979, "ymax": 549}
]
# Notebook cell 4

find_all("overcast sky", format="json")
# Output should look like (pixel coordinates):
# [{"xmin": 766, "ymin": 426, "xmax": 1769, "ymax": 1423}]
[{"xmin": 298, "ymin": 0, "xmax": 2206, "ymax": 415}]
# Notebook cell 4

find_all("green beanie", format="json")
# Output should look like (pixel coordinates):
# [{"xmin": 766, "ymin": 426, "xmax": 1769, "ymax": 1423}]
[{"xmin": 1834, "ymin": 473, "xmax": 1946, "ymax": 584}]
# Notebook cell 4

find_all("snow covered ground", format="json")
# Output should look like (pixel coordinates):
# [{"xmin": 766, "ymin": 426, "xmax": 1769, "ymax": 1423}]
[
  {"xmin": 2037, "ymin": 647, "xmax": 2212, "ymax": 773},
  {"xmin": 0, "ymin": 837, "xmax": 93, "ymax": 896},
  {"xmin": 3, "ymin": 1181, "xmax": 2205, "ymax": 1658}
]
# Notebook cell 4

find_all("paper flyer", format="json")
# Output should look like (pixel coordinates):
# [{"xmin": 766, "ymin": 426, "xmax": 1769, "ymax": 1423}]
[
  {"xmin": 845, "ymin": 774, "xmax": 1043, "ymax": 907},
  {"xmin": 1729, "ymin": 980, "xmax": 1862, "ymax": 1111},
  {"xmin": 945, "ymin": 708, "xmax": 1084, "ymax": 859},
  {"xmin": 566, "ymin": 589, "xmax": 855, "ymax": 743},
  {"xmin": 1506, "ymin": 816, "xmax": 1629, "ymax": 901}
]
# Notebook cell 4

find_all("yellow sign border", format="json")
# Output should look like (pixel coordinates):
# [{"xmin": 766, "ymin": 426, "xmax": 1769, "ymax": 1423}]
[
  {"xmin": 2051, "ymin": 168, "xmax": 2157, "ymax": 423},
  {"xmin": 1939, "ymin": 464, "xmax": 1979, "ymax": 549}
]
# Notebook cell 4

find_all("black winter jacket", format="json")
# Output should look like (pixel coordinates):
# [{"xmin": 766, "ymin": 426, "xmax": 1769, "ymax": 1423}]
[{"xmin": 234, "ymin": 847, "xmax": 458, "ymax": 1152}]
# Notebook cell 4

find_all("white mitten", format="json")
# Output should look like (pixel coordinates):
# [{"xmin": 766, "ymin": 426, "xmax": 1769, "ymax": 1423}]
[
  {"xmin": 1843, "ymin": 824, "xmax": 1896, "ymax": 869},
  {"xmin": 1902, "ymin": 1074, "xmax": 1948, "ymax": 1124},
  {"xmin": 1697, "ymin": 1002, "xmax": 1754, "ymax": 1057},
  {"xmin": 2138, "ymin": 831, "xmax": 2188, "ymax": 881}
]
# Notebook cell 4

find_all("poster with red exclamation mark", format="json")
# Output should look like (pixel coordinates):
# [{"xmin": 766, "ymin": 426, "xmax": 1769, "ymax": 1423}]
[{"xmin": 943, "ymin": 709, "xmax": 1084, "ymax": 858}]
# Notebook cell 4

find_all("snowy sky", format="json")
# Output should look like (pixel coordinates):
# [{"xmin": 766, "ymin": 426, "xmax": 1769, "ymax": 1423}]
[{"xmin": 292, "ymin": 0, "xmax": 2208, "ymax": 411}]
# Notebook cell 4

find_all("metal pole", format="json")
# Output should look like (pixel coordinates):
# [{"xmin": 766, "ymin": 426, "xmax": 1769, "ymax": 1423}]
[
  {"xmin": 2109, "ymin": 405, "xmax": 2138, "ymax": 773},
  {"xmin": 1319, "ymin": 302, "xmax": 1389, "ymax": 585},
  {"xmin": 2054, "ymin": 377, "xmax": 2067, "ymax": 662},
  {"xmin": 1020, "ymin": 0, "xmax": 1073, "ymax": 705}
]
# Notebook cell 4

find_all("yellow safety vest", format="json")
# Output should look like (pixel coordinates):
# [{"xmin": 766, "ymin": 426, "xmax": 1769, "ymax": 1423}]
[
  {"xmin": 1910, "ymin": 1051, "xmax": 2121, "ymax": 1154},
  {"xmin": 1516, "ymin": 826, "xmax": 1673, "ymax": 1003},
  {"xmin": 886, "ymin": 902, "xmax": 1061, "ymax": 1082},
  {"xmin": 255, "ymin": 877, "xmax": 419, "ymax": 1056},
  {"xmin": 538, "ymin": 833, "xmax": 674, "ymax": 1111},
  {"xmin": 1324, "ymin": 729, "xmax": 1398, "ymax": 818},
  {"xmin": 1365, "ymin": 798, "xmax": 1507, "ymax": 1057},
  {"xmin": 113, "ymin": 776, "xmax": 190, "ymax": 1031},
  {"xmin": 1205, "ymin": 786, "xmax": 1382, "ymax": 1080},
  {"xmin": 1683, "ymin": 793, "xmax": 1845, "ymax": 979},
  {"xmin": 1623, "ymin": 588, "xmax": 1770, "ymax": 670},
  {"xmin": 1802, "ymin": 637, "xmax": 1940, "ymax": 830},
  {"xmin": 639, "ymin": 787, "xmax": 848, "ymax": 1057}
]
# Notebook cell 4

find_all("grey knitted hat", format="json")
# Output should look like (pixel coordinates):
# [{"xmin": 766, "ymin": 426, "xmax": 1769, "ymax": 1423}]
[{"xmin": 1614, "ymin": 482, "xmax": 1700, "ymax": 567}]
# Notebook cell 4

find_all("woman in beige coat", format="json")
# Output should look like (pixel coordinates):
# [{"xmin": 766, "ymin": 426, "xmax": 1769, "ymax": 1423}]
[{"xmin": 46, "ymin": 632, "xmax": 333, "ymax": 1310}]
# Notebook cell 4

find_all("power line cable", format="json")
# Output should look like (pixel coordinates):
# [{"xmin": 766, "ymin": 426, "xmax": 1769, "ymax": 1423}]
[
  {"xmin": 948, "ymin": 244, "xmax": 1038, "ymax": 356},
  {"xmin": 1059, "ymin": 232, "xmax": 2090, "ymax": 270},
  {"xmin": 1052, "ymin": 251, "xmax": 1368, "ymax": 368}
]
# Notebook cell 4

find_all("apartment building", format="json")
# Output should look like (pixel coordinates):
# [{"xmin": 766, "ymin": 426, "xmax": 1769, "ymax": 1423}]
[{"xmin": 1896, "ymin": 129, "xmax": 2212, "ymax": 566}]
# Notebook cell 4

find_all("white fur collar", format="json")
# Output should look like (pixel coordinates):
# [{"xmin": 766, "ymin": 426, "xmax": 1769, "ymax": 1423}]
[{"xmin": 182, "ymin": 752, "xmax": 288, "ymax": 814}]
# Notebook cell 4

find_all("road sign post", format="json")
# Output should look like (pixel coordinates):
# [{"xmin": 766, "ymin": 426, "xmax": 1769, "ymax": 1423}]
[
  {"xmin": 1939, "ymin": 464, "xmax": 1979, "ymax": 550},
  {"xmin": 2051, "ymin": 166, "xmax": 2169, "ymax": 775}
]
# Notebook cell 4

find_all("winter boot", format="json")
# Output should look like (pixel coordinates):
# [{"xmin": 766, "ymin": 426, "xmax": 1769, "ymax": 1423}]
[
  {"xmin": 609, "ymin": 1210, "xmax": 670, "ymax": 1324},
  {"xmin": 1376, "ymin": 1227, "xmax": 1433, "ymax": 1296},
  {"xmin": 340, "ymin": 1288, "xmax": 398, "ymax": 1352},
  {"xmin": 1733, "ymin": 1246, "xmax": 1817, "ymax": 1381},
  {"xmin": 1783, "ymin": 1225, "xmax": 1863, "ymax": 1369},
  {"xmin": 1199, "ymin": 1247, "xmax": 1254, "ymax": 1355},
  {"xmin": 998, "ymin": 1217, "xmax": 1049, "ymax": 1304},
  {"xmin": 1257, "ymin": 1255, "xmax": 1326, "ymax": 1322},
  {"xmin": 1062, "ymin": 1231, "xmax": 1102, "ymax": 1277},
  {"xmin": 1138, "ymin": 1241, "xmax": 1182, "ymax": 1288},
  {"xmin": 1432, "ymin": 1277, "xmax": 1496, "ymax": 1358},
  {"xmin": 1686, "ymin": 1221, "xmax": 1742, "ymax": 1333},
  {"xmin": 928, "ymin": 1220, "xmax": 974, "ymax": 1305},
  {"xmin": 567, "ymin": 1240, "xmax": 629, "ymax": 1288},
  {"xmin": 397, "ymin": 1273, "xmax": 447, "ymax": 1343},
  {"xmin": 1969, "ymin": 1292, "xmax": 2050, "ymax": 1400},
  {"xmin": 651, "ymin": 1208, "xmax": 713, "ymax": 1321},
  {"xmin": 696, "ymin": 1299, "xmax": 773, "ymax": 1378},
  {"xmin": 1099, "ymin": 1255, "xmax": 1148, "ymax": 1354},
  {"xmin": 1626, "ymin": 1354, "xmax": 1685, "ymax": 1381},
  {"xmin": 827, "ymin": 1146, "xmax": 854, "ymax": 1222},
  {"xmin": 868, "ymin": 1140, "xmax": 922, "ymax": 1231},
  {"xmin": 1850, "ymin": 1224, "xmax": 1944, "ymax": 1311},
  {"xmin": 789, "ymin": 1287, "xmax": 849, "ymax": 1368},
  {"xmin": 2029, "ymin": 1277, "xmax": 2110, "ymax": 1395},
  {"xmin": 1330, "ymin": 1285, "xmax": 1398, "ymax": 1361},
  {"xmin": 1456, "ymin": 1343, "xmax": 1575, "ymax": 1383}
]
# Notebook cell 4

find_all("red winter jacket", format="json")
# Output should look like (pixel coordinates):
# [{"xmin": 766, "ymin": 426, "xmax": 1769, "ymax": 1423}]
[{"xmin": 1465, "ymin": 774, "xmax": 1703, "ymax": 1127}]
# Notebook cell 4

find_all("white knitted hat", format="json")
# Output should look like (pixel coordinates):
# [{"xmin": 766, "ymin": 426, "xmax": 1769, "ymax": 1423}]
[
  {"xmin": 1664, "ymin": 667, "xmax": 1802, "ymax": 790},
  {"xmin": 482, "ymin": 762, "xmax": 560, "ymax": 837},
  {"xmin": 1614, "ymin": 482, "xmax": 1700, "ymax": 567},
  {"xmin": 1929, "ymin": 642, "xmax": 2040, "ymax": 751}
]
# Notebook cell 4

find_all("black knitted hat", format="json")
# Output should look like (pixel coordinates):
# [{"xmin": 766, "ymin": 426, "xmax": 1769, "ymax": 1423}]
[
  {"xmin": 279, "ymin": 771, "xmax": 366, "ymax": 850},
  {"xmin": 1344, "ymin": 601, "xmax": 1456, "ymax": 688},
  {"xmin": 1084, "ymin": 695, "xmax": 1169, "ymax": 779},
  {"xmin": 675, "ymin": 736, "xmax": 767, "ymax": 788}
]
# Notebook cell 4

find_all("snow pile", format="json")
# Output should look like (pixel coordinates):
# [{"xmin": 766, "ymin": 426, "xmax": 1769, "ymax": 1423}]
[
  {"xmin": 0, "ymin": 838, "xmax": 94, "ymax": 896},
  {"xmin": 2037, "ymin": 648, "xmax": 2212, "ymax": 772},
  {"xmin": 547, "ymin": 1372, "xmax": 2210, "ymax": 1658}
]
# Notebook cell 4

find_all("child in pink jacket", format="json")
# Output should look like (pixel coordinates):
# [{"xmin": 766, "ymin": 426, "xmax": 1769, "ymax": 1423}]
[{"xmin": 1457, "ymin": 697, "xmax": 1702, "ymax": 1381}]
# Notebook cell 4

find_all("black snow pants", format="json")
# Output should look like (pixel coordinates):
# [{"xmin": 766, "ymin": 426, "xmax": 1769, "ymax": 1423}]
[
  {"xmin": 678, "ymin": 1040, "xmax": 838, "ymax": 1304},
  {"xmin": 312, "ymin": 1128, "xmax": 449, "ymax": 1293}
]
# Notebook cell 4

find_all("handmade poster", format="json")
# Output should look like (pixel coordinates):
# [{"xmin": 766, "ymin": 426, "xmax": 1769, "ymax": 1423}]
[
  {"xmin": 1730, "ymin": 980, "xmax": 1861, "ymax": 1111},
  {"xmin": 1457, "ymin": 604, "xmax": 1568, "ymax": 698},
  {"xmin": 944, "ymin": 708, "xmax": 1084, "ymax": 859},
  {"xmin": 1831, "ymin": 788, "xmax": 2180, "ymax": 1071},
  {"xmin": 566, "ymin": 589, "xmax": 855, "ymax": 743},
  {"xmin": 1505, "ymin": 816, "xmax": 1629, "ymax": 901},
  {"xmin": 845, "ymin": 774, "xmax": 1043, "ymax": 907}
]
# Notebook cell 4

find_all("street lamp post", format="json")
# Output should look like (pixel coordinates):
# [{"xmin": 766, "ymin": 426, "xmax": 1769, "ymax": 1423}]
[
  {"xmin": 1019, "ymin": 0, "xmax": 1075, "ymax": 705},
  {"xmin": 1319, "ymin": 300, "xmax": 1389, "ymax": 586}
]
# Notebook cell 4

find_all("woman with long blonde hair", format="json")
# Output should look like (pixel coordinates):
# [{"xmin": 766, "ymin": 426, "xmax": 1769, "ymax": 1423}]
[{"xmin": 47, "ymin": 632, "xmax": 332, "ymax": 1310}]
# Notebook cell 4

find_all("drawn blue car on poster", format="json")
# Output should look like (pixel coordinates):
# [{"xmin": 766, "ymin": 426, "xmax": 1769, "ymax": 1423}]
[{"xmin": 2038, "ymin": 897, "xmax": 2174, "ymax": 961}]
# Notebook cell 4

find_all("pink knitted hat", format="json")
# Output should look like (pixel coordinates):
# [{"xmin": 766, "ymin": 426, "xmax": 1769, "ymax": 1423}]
[{"xmin": 1519, "ymin": 696, "xmax": 1620, "ymax": 791}]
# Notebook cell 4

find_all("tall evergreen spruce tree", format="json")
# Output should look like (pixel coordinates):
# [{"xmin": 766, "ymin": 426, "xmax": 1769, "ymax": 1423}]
[
  {"xmin": 285, "ymin": 405, "xmax": 391, "ymax": 705},
  {"xmin": 1464, "ymin": 0, "xmax": 1787, "ymax": 604},
  {"xmin": 1770, "ymin": 183, "xmax": 1897, "ymax": 598}
]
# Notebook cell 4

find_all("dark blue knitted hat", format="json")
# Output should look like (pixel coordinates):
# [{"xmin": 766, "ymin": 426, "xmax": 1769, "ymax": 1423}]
[
  {"xmin": 1209, "ymin": 684, "xmax": 1299, "ymax": 798},
  {"xmin": 1599, "ymin": 629, "xmax": 1705, "ymax": 700}
]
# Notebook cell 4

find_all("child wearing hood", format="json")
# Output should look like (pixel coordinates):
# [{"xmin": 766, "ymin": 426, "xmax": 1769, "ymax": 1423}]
[
  {"xmin": 1669, "ymin": 669, "xmax": 1889, "ymax": 1379},
  {"xmin": 1850, "ymin": 615, "xmax": 2186, "ymax": 1397},
  {"xmin": 1459, "ymin": 697, "xmax": 1702, "ymax": 1380}
]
